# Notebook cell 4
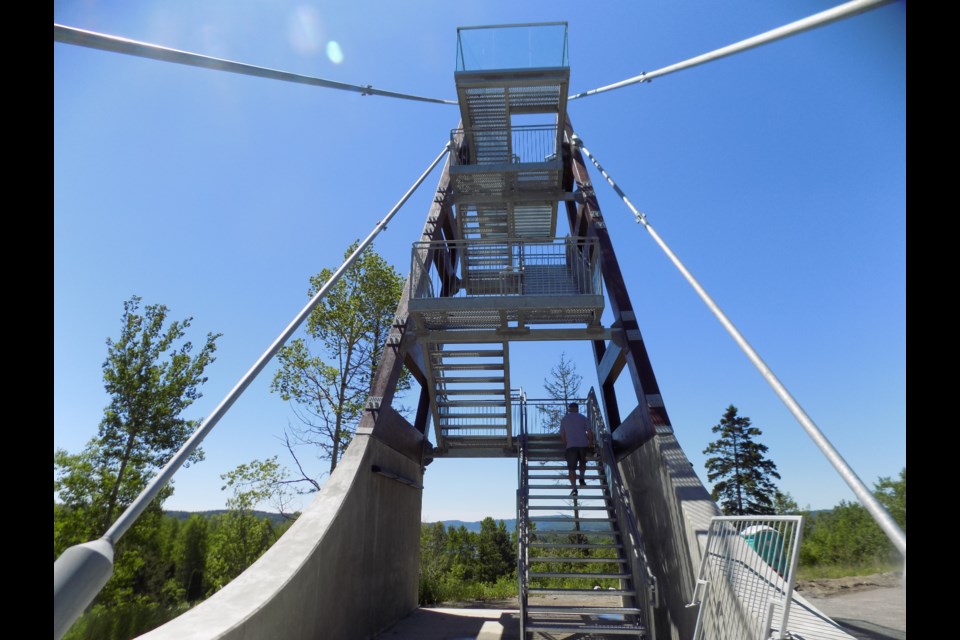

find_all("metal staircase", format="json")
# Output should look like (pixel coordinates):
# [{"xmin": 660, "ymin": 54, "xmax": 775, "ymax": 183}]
[
  {"xmin": 516, "ymin": 391, "xmax": 657, "ymax": 638},
  {"xmin": 423, "ymin": 344, "xmax": 513, "ymax": 455}
]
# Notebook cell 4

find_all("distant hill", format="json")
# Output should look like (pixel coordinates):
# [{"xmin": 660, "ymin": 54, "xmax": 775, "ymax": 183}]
[
  {"xmin": 165, "ymin": 510, "xmax": 293, "ymax": 526},
  {"xmin": 429, "ymin": 519, "xmax": 517, "ymax": 533}
]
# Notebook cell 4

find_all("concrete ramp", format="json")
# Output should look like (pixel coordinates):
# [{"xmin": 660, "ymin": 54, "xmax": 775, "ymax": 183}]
[{"xmin": 138, "ymin": 433, "xmax": 423, "ymax": 640}]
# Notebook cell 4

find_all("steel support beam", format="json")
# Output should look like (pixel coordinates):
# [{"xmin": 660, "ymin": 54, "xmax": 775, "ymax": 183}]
[
  {"xmin": 596, "ymin": 329, "xmax": 627, "ymax": 388},
  {"xmin": 414, "ymin": 386, "xmax": 432, "ymax": 436},
  {"xmin": 562, "ymin": 117, "xmax": 666, "ymax": 454}
]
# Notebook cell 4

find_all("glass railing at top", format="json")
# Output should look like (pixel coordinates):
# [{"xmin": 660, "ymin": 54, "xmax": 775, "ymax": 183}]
[{"xmin": 456, "ymin": 22, "xmax": 568, "ymax": 72}]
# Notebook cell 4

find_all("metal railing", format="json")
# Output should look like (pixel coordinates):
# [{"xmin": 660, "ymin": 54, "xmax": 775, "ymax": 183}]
[
  {"xmin": 689, "ymin": 516, "xmax": 804, "ymax": 640},
  {"xmin": 451, "ymin": 125, "xmax": 559, "ymax": 167},
  {"xmin": 515, "ymin": 388, "xmax": 530, "ymax": 639},
  {"xmin": 410, "ymin": 237, "xmax": 601, "ymax": 301},
  {"xmin": 586, "ymin": 389, "xmax": 658, "ymax": 638},
  {"xmin": 514, "ymin": 397, "xmax": 586, "ymax": 438}
]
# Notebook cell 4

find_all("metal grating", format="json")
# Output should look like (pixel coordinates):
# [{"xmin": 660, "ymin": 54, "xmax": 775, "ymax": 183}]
[{"xmin": 690, "ymin": 516, "xmax": 805, "ymax": 640}]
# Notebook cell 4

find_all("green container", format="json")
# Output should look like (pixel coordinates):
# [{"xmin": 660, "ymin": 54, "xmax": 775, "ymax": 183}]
[{"xmin": 741, "ymin": 525, "xmax": 788, "ymax": 576}]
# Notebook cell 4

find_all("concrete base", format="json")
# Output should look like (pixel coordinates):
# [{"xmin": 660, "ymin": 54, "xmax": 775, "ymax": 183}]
[{"xmin": 138, "ymin": 433, "xmax": 423, "ymax": 640}]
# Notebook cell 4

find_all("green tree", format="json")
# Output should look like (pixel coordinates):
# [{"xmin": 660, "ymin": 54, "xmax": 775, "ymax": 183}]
[
  {"xmin": 419, "ymin": 522, "xmax": 450, "ymax": 605},
  {"xmin": 875, "ymin": 467, "xmax": 906, "ymax": 530},
  {"xmin": 799, "ymin": 468, "xmax": 905, "ymax": 570},
  {"xmin": 205, "ymin": 459, "xmax": 286, "ymax": 591},
  {"xmin": 272, "ymin": 242, "xmax": 406, "ymax": 481},
  {"xmin": 446, "ymin": 525, "xmax": 479, "ymax": 582},
  {"xmin": 477, "ymin": 518, "xmax": 514, "ymax": 583},
  {"xmin": 773, "ymin": 491, "xmax": 802, "ymax": 515},
  {"xmin": 54, "ymin": 295, "xmax": 220, "ymax": 605},
  {"xmin": 703, "ymin": 405, "xmax": 781, "ymax": 515},
  {"xmin": 538, "ymin": 352, "xmax": 583, "ymax": 433},
  {"xmin": 173, "ymin": 515, "xmax": 209, "ymax": 602}
]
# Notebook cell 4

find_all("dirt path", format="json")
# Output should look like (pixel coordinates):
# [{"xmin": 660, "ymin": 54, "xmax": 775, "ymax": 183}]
[{"xmin": 795, "ymin": 572, "xmax": 903, "ymax": 598}]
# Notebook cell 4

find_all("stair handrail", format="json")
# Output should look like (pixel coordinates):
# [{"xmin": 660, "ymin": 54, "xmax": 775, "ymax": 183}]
[
  {"xmin": 586, "ymin": 388, "xmax": 658, "ymax": 637},
  {"xmin": 515, "ymin": 387, "xmax": 530, "ymax": 638}
]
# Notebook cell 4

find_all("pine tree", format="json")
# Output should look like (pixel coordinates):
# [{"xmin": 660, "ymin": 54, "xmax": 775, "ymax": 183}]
[
  {"xmin": 538, "ymin": 352, "xmax": 583, "ymax": 432},
  {"xmin": 703, "ymin": 405, "xmax": 781, "ymax": 515}
]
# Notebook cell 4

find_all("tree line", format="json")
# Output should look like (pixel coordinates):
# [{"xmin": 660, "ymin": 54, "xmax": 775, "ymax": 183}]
[
  {"xmin": 419, "ymin": 518, "xmax": 516, "ymax": 605},
  {"xmin": 55, "ymin": 508, "xmax": 292, "ymax": 640}
]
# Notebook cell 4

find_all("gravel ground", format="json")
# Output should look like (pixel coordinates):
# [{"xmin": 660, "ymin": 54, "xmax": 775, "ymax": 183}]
[{"xmin": 798, "ymin": 574, "xmax": 906, "ymax": 640}]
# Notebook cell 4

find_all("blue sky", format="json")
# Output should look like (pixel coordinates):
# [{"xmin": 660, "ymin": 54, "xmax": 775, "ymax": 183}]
[{"xmin": 54, "ymin": 1, "xmax": 905, "ymax": 522}]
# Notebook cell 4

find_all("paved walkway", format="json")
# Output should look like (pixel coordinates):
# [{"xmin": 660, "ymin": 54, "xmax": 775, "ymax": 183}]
[
  {"xmin": 373, "ymin": 608, "xmax": 520, "ymax": 640},
  {"xmin": 803, "ymin": 586, "xmax": 906, "ymax": 640},
  {"xmin": 374, "ymin": 586, "xmax": 906, "ymax": 640}
]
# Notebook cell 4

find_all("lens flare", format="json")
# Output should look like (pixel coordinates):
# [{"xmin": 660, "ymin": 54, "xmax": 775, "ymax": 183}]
[
  {"xmin": 288, "ymin": 6, "xmax": 324, "ymax": 55},
  {"xmin": 326, "ymin": 41, "xmax": 344, "ymax": 64}
]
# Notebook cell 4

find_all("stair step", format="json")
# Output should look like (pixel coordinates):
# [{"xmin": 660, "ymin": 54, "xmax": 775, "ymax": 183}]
[
  {"xmin": 433, "ymin": 363, "xmax": 504, "ymax": 371},
  {"xmin": 529, "ymin": 571, "xmax": 630, "ymax": 580},
  {"xmin": 529, "ymin": 557, "xmax": 627, "ymax": 564},
  {"xmin": 439, "ymin": 389, "xmax": 507, "ymax": 396},
  {"xmin": 528, "ymin": 465, "xmax": 600, "ymax": 471},
  {"xmin": 432, "ymin": 350, "xmax": 504, "ymax": 358},
  {"xmin": 528, "ymin": 494, "xmax": 607, "ymax": 500},
  {"xmin": 527, "ymin": 484, "xmax": 605, "ymax": 490},
  {"xmin": 524, "ymin": 621, "xmax": 644, "ymax": 636},
  {"xmin": 529, "ymin": 505, "xmax": 610, "ymax": 511},
  {"xmin": 527, "ymin": 588, "xmax": 636, "ymax": 597},
  {"xmin": 527, "ymin": 529, "xmax": 619, "ymax": 537},
  {"xmin": 526, "ymin": 605, "xmax": 643, "ymax": 615},
  {"xmin": 527, "ymin": 474, "xmax": 605, "ymax": 480},
  {"xmin": 439, "ymin": 376, "xmax": 505, "ymax": 383},
  {"xmin": 437, "ymin": 400, "xmax": 507, "ymax": 407},
  {"xmin": 529, "ymin": 542, "xmax": 623, "ymax": 550},
  {"xmin": 530, "ymin": 516, "xmax": 616, "ymax": 523},
  {"xmin": 439, "ymin": 413, "xmax": 508, "ymax": 420},
  {"xmin": 441, "ymin": 425, "xmax": 509, "ymax": 431}
]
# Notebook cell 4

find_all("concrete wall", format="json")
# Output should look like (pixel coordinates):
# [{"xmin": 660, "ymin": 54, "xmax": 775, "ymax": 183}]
[
  {"xmin": 617, "ymin": 424, "xmax": 721, "ymax": 640},
  {"xmin": 138, "ymin": 433, "xmax": 423, "ymax": 640}
]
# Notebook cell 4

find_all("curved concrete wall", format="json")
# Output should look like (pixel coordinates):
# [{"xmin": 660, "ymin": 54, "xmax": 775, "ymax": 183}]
[
  {"xmin": 618, "ymin": 425, "xmax": 721, "ymax": 639},
  {"xmin": 139, "ymin": 433, "xmax": 423, "ymax": 640}
]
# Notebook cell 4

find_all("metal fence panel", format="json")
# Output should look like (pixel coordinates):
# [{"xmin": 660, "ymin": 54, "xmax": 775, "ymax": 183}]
[{"xmin": 690, "ymin": 515, "xmax": 804, "ymax": 640}]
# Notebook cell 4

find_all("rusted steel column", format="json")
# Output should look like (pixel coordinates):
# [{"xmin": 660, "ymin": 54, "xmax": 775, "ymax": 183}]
[{"xmin": 562, "ymin": 117, "xmax": 671, "ymax": 454}]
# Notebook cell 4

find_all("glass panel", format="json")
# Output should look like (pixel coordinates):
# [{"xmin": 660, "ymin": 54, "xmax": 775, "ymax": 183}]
[{"xmin": 456, "ymin": 23, "xmax": 568, "ymax": 71}]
